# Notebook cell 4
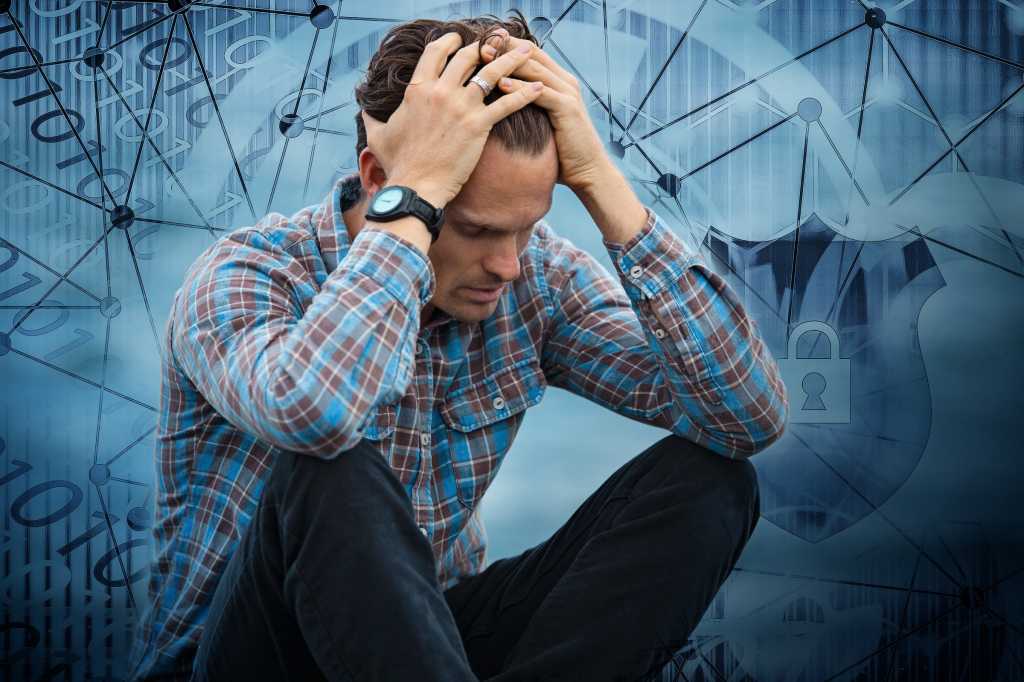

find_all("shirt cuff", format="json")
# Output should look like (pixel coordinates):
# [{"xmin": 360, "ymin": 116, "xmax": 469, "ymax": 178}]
[
  {"xmin": 344, "ymin": 226, "xmax": 436, "ymax": 309},
  {"xmin": 602, "ymin": 207, "xmax": 704, "ymax": 299}
]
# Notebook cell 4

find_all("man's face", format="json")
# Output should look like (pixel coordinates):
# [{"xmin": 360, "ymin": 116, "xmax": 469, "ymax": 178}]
[{"xmin": 420, "ymin": 135, "xmax": 558, "ymax": 324}]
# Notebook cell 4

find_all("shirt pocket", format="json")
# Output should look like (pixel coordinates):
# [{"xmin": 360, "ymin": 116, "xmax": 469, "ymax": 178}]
[{"xmin": 440, "ymin": 357, "xmax": 547, "ymax": 510}]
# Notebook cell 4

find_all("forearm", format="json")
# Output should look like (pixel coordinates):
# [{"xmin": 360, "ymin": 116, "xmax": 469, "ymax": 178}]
[
  {"xmin": 572, "ymin": 160, "xmax": 649, "ymax": 246},
  {"xmin": 175, "ymin": 228, "xmax": 434, "ymax": 457},
  {"xmin": 601, "ymin": 209, "xmax": 789, "ymax": 456}
]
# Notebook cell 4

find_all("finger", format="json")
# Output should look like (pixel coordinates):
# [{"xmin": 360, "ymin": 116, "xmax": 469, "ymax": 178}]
[
  {"xmin": 409, "ymin": 32, "xmax": 464, "ymax": 85},
  {"xmin": 470, "ymin": 43, "xmax": 535, "ymax": 97},
  {"xmin": 495, "ymin": 35, "xmax": 578, "ymax": 92},
  {"xmin": 504, "ymin": 57, "xmax": 574, "ymax": 96},
  {"xmin": 457, "ymin": 29, "xmax": 510, "ymax": 85},
  {"xmin": 438, "ymin": 39, "xmax": 485, "ymax": 87},
  {"xmin": 493, "ymin": 76, "xmax": 567, "ymax": 112},
  {"xmin": 479, "ymin": 49, "xmax": 571, "ymax": 94},
  {"xmin": 481, "ymin": 79, "xmax": 545, "ymax": 123},
  {"xmin": 480, "ymin": 26, "xmax": 509, "ymax": 53}
]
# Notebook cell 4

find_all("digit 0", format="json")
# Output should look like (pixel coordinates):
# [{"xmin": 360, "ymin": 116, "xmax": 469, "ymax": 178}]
[{"xmin": 10, "ymin": 479, "xmax": 84, "ymax": 527}]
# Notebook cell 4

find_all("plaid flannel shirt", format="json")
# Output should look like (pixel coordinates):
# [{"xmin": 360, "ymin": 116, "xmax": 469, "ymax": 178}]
[{"xmin": 129, "ymin": 174, "xmax": 788, "ymax": 680}]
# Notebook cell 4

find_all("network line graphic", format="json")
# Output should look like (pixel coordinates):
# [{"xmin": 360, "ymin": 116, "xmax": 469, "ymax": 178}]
[{"xmin": 1, "ymin": 0, "xmax": 1022, "ymax": 679}]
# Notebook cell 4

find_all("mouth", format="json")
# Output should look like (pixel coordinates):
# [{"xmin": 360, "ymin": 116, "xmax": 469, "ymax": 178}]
[{"xmin": 462, "ymin": 285, "xmax": 504, "ymax": 302}]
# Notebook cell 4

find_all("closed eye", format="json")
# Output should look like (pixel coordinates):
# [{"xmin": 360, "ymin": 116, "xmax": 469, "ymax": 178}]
[{"xmin": 458, "ymin": 223, "xmax": 485, "ymax": 237}]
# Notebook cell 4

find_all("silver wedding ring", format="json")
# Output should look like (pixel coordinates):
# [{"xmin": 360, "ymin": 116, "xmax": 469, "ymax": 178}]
[{"xmin": 469, "ymin": 75, "xmax": 493, "ymax": 96}]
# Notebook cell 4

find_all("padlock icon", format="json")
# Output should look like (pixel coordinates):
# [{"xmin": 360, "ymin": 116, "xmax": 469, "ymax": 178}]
[{"xmin": 779, "ymin": 321, "xmax": 850, "ymax": 424}]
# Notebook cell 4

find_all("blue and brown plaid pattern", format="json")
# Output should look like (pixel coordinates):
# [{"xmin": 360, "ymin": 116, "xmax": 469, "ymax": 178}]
[{"xmin": 129, "ymin": 174, "xmax": 788, "ymax": 679}]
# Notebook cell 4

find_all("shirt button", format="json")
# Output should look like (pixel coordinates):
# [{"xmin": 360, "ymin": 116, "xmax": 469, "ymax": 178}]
[
  {"xmin": 416, "ymin": 340, "xmax": 428, "ymax": 356},
  {"xmin": 629, "ymin": 265, "xmax": 644, "ymax": 279},
  {"xmin": 654, "ymin": 328, "xmax": 666, "ymax": 339},
  {"xmin": 492, "ymin": 396, "xmax": 506, "ymax": 410},
  {"xmin": 420, "ymin": 432, "xmax": 430, "ymax": 446},
  {"xmin": 419, "ymin": 525, "xmax": 429, "ymax": 537}
]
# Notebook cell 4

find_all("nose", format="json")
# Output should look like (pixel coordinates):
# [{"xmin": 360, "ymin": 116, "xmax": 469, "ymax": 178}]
[{"xmin": 482, "ymin": 239, "xmax": 521, "ymax": 284}]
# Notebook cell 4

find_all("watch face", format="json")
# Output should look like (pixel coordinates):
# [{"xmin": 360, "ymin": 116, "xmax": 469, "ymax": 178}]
[{"xmin": 372, "ymin": 187, "xmax": 404, "ymax": 213}]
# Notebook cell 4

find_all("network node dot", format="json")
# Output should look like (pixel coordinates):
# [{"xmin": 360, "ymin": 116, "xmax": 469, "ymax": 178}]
[
  {"xmin": 798, "ymin": 97, "xmax": 822, "ymax": 122},
  {"xmin": 309, "ymin": 4, "xmax": 335, "ymax": 30},
  {"xmin": 865, "ymin": 7, "xmax": 886, "ymax": 29},
  {"xmin": 127, "ymin": 506, "xmax": 152, "ymax": 531},
  {"xmin": 168, "ymin": 0, "xmax": 197, "ymax": 14},
  {"xmin": 89, "ymin": 463, "xmax": 111, "ymax": 486},
  {"xmin": 279, "ymin": 113, "xmax": 305, "ymax": 138},
  {"xmin": 111, "ymin": 205, "xmax": 135, "ymax": 230},
  {"xmin": 657, "ymin": 172, "xmax": 681, "ymax": 198},
  {"xmin": 99, "ymin": 296, "xmax": 122, "ymax": 319},
  {"xmin": 0, "ymin": 0, "xmax": 11, "ymax": 12},
  {"xmin": 82, "ymin": 47, "xmax": 105, "ymax": 68},
  {"xmin": 609, "ymin": 139, "xmax": 627, "ymax": 159}
]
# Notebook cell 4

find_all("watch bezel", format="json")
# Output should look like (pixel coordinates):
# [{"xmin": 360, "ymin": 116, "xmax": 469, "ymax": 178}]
[
  {"xmin": 369, "ymin": 186, "xmax": 413, "ymax": 218},
  {"xmin": 365, "ymin": 185, "xmax": 444, "ymax": 243}
]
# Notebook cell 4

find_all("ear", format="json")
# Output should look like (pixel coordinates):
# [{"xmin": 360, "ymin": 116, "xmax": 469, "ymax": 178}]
[{"xmin": 357, "ymin": 146, "xmax": 389, "ymax": 198}]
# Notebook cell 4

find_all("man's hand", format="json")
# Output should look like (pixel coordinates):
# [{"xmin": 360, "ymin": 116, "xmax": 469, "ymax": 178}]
[
  {"xmin": 480, "ymin": 34, "xmax": 611, "ymax": 194},
  {"xmin": 481, "ymin": 35, "xmax": 648, "ymax": 244},
  {"xmin": 362, "ymin": 31, "xmax": 544, "ymax": 208}
]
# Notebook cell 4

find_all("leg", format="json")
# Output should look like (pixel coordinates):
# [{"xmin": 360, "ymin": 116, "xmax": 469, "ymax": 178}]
[
  {"xmin": 192, "ymin": 439, "xmax": 478, "ymax": 682},
  {"xmin": 442, "ymin": 434, "xmax": 760, "ymax": 682}
]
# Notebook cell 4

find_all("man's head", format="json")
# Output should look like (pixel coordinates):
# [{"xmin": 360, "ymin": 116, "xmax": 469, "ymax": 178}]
[{"xmin": 348, "ymin": 12, "xmax": 558, "ymax": 324}]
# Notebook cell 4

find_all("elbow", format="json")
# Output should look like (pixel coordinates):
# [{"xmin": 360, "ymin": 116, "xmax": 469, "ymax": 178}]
[
  {"xmin": 257, "ymin": 375, "xmax": 365, "ymax": 459},
  {"xmin": 740, "ymin": 381, "xmax": 790, "ymax": 457},
  {"xmin": 698, "ymin": 383, "xmax": 789, "ymax": 459},
  {"xmin": 260, "ymin": 414, "xmax": 364, "ymax": 460}
]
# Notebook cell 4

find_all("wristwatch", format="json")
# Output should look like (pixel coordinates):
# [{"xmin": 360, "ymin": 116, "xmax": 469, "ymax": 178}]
[{"xmin": 365, "ymin": 185, "xmax": 445, "ymax": 243}]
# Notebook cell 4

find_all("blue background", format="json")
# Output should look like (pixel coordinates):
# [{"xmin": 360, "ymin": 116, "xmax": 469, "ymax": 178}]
[{"xmin": 1, "ymin": 0, "xmax": 1022, "ymax": 679}]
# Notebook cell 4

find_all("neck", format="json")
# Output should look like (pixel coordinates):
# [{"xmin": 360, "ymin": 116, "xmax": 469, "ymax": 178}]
[
  {"xmin": 341, "ymin": 195, "xmax": 368, "ymax": 242},
  {"xmin": 420, "ymin": 302, "xmax": 434, "ymax": 328}
]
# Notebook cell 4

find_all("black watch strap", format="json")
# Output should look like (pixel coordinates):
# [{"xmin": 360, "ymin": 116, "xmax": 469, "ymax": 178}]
[{"xmin": 365, "ymin": 185, "xmax": 445, "ymax": 243}]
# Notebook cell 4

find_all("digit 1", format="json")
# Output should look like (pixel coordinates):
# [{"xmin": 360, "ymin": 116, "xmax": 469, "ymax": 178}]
[
  {"xmin": 0, "ymin": 15, "xmax": 23, "ymax": 37},
  {"xmin": 44, "ymin": 328, "xmax": 93, "ymax": 362},
  {"xmin": 164, "ymin": 69, "xmax": 205, "ymax": 98},
  {"xmin": 118, "ymin": 9, "xmax": 165, "ymax": 38},
  {"xmin": 58, "ymin": 510, "xmax": 120, "ymax": 557},
  {"xmin": 50, "ymin": 17, "xmax": 100, "ymax": 50},
  {"xmin": 0, "ymin": 458, "xmax": 31, "ymax": 487},
  {"xmin": 0, "ymin": 272, "xmax": 41, "ymax": 302},
  {"xmin": 57, "ymin": 139, "xmax": 105, "ymax": 170},
  {"xmin": 12, "ymin": 81, "xmax": 61, "ymax": 107},
  {"xmin": 204, "ymin": 192, "xmax": 243, "ymax": 222},
  {"xmin": 97, "ymin": 79, "xmax": 143, "ymax": 109}
]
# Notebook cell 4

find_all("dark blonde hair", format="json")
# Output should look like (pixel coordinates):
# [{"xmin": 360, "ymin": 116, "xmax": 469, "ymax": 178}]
[{"xmin": 353, "ymin": 10, "xmax": 554, "ymax": 159}]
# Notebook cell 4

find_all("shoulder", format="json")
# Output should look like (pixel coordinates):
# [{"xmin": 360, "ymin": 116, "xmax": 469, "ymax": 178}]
[
  {"xmin": 171, "ymin": 205, "xmax": 327, "ymax": 325},
  {"xmin": 524, "ymin": 218, "xmax": 615, "ymax": 298},
  {"xmin": 183, "ymin": 205, "xmax": 323, "ymax": 282}
]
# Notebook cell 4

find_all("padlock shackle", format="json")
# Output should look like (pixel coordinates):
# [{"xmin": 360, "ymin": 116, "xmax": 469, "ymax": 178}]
[{"xmin": 788, "ymin": 320, "xmax": 841, "ymax": 359}]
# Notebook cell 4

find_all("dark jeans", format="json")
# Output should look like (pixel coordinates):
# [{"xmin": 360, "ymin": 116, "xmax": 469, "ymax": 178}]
[{"xmin": 191, "ymin": 434, "xmax": 759, "ymax": 682}]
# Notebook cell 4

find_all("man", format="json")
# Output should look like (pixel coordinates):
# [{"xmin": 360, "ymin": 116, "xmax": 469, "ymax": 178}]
[{"xmin": 129, "ymin": 12, "xmax": 788, "ymax": 682}]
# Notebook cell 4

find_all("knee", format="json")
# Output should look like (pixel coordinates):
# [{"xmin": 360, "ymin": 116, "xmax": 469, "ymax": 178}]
[
  {"xmin": 269, "ymin": 439, "xmax": 411, "ymax": 525},
  {"xmin": 653, "ymin": 435, "xmax": 760, "ymax": 531},
  {"xmin": 272, "ymin": 437, "xmax": 387, "ymax": 486}
]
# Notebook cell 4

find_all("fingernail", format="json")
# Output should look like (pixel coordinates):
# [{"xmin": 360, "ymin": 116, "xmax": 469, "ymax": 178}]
[
  {"xmin": 482, "ymin": 45, "xmax": 496, "ymax": 57},
  {"xmin": 532, "ymin": 81, "xmax": 544, "ymax": 91},
  {"xmin": 517, "ymin": 44, "xmax": 531, "ymax": 53}
]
